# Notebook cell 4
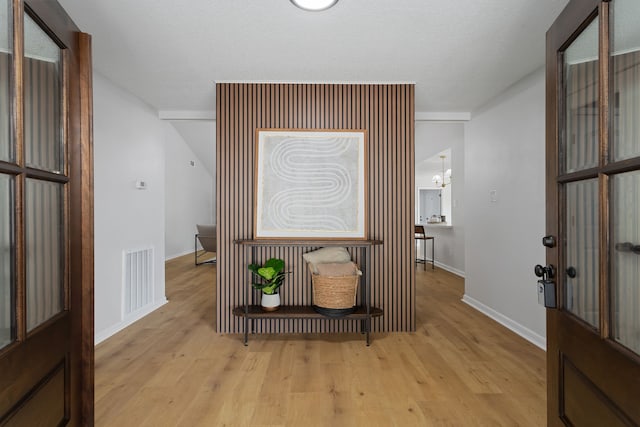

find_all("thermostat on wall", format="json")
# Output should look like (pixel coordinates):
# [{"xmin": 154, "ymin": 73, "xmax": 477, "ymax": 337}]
[{"xmin": 135, "ymin": 180, "xmax": 147, "ymax": 190}]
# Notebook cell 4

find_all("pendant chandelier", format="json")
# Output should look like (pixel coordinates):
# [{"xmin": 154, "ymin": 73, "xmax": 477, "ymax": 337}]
[{"xmin": 432, "ymin": 155, "xmax": 452, "ymax": 188}]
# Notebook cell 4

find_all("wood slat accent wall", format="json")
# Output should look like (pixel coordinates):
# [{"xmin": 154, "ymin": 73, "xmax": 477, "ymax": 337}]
[{"xmin": 216, "ymin": 83, "xmax": 415, "ymax": 334}]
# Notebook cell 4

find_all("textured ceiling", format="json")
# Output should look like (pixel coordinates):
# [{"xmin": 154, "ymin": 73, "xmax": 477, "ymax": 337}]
[{"xmin": 57, "ymin": 0, "xmax": 569, "ymax": 114}]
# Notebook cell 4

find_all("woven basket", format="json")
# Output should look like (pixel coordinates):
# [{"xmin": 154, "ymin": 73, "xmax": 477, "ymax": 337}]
[{"xmin": 310, "ymin": 264, "xmax": 359, "ymax": 309}]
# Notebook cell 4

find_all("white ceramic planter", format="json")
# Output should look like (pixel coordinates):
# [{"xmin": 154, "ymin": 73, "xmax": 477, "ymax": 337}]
[{"xmin": 261, "ymin": 293, "xmax": 280, "ymax": 311}]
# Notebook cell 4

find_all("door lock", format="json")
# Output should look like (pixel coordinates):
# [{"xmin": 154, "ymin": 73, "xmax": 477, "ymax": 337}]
[
  {"xmin": 542, "ymin": 235, "xmax": 556, "ymax": 248},
  {"xmin": 534, "ymin": 264, "xmax": 557, "ymax": 308},
  {"xmin": 537, "ymin": 279, "xmax": 557, "ymax": 308},
  {"xmin": 534, "ymin": 264, "xmax": 555, "ymax": 280}
]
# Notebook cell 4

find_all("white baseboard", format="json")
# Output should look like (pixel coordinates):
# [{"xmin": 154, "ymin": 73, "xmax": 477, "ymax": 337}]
[
  {"xmin": 461, "ymin": 294, "xmax": 546, "ymax": 350},
  {"xmin": 94, "ymin": 298, "xmax": 168, "ymax": 345},
  {"xmin": 165, "ymin": 249, "xmax": 194, "ymax": 261},
  {"xmin": 417, "ymin": 260, "xmax": 465, "ymax": 278},
  {"xmin": 434, "ymin": 261, "xmax": 465, "ymax": 278}
]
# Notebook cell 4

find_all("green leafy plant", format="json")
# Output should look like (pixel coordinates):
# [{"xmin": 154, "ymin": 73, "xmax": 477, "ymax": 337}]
[{"xmin": 248, "ymin": 258, "xmax": 289, "ymax": 295}]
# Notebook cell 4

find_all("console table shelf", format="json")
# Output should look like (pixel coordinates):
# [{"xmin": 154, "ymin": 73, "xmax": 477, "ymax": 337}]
[
  {"xmin": 233, "ymin": 239, "xmax": 383, "ymax": 346},
  {"xmin": 233, "ymin": 305, "xmax": 383, "ymax": 320},
  {"xmin": 234, "ymin": 239, "xmax": 383, "ymax": 247}
]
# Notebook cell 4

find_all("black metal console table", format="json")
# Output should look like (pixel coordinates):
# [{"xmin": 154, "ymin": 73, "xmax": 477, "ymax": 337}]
[{"xmin": 233, "ymin": 239, "xmax": 383, "ymax": 346}]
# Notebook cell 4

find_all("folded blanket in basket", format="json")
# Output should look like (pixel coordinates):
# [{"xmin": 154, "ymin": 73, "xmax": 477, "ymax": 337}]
[
  {"xmin": 315, "ymin": 262, "xmax": 361, "ymax": 277},
  {"xmin": 302, "ymin": 247, "xmax": 351, "ymax": 274}
]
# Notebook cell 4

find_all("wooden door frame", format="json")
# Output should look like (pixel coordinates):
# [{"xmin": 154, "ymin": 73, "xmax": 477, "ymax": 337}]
[
  {"xmin": 546, "ymin": 0, "xmax": 640, "ymax": 424},
  {"xmin": 23, "ymin": 1, "xmax": 94, "ymax": 424},
  {"xmin": 73, "ymin": 31, "xmax": 94, "ymax": 425}
]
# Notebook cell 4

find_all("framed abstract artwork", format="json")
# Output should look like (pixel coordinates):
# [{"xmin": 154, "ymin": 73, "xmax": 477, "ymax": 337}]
[{"xmin": 254, "ymin": 129, "xmax": 367, "ymax": 239}]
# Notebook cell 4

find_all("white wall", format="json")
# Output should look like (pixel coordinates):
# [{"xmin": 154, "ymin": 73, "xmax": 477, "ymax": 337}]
[
  {"xmin": 164, "ymin": 123, "xmax": 214, "ymax": 260},
  {"xmin": 463, "ymin": 67, "xmax": 546, "ymax": 348},
  {"xmin": 93, "ymin": 72, "xmax": 167, "ymax": 344},
  {"xmin": 415, "ymin": 122, "xmax": 465, "ymax": 275}
]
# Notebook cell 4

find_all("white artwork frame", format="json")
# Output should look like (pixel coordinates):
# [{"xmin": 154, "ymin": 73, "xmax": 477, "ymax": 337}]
[{"xmin": 254, "ymin": 129, "xmax": 367, "ymax": 240}]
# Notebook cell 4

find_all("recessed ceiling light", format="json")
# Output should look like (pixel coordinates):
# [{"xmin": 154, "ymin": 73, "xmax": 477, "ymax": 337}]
[{"xmin": 290, "ymin": 0, "xmax": 339, "ymax": 11}]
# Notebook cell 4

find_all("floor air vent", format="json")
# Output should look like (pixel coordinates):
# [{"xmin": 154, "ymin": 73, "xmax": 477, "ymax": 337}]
[{"xmin": 123, "ymin": 247, "xmax": 154, "ymax": 316}]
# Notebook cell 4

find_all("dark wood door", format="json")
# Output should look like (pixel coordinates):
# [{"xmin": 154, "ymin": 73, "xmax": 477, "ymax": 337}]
[
  {"xmin": 546, "ymin": 0, "xmax": 640, "ymax": 425},
  {"xmin": 0, "ymin": 0, "xmax": 93, "ymax": 425}
]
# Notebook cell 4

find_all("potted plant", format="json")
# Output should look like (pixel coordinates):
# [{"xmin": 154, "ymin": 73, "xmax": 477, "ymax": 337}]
[{"xmin": 248, "ymin": 258, "xmax": 288, "ymax": 311}]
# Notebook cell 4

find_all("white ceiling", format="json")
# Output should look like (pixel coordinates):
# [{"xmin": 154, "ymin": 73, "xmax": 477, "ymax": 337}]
[
  {"xmin": 54, "ymin": 0, "xmax": 569, "ymax": 172},
  {"xmin": 57, "ymin": 0, "xmax": 569, "ymax": 114}
]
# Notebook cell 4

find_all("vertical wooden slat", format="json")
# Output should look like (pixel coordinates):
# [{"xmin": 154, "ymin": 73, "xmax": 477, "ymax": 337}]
[
  {"xmin": 383, "ymin": 85, "xmax": 391, "ymax": 330},
  {"xmin": 216, "ymin": 83, "xmax": 415, "ymax": 334},
  {"xmin": 215, "ymin": 83, "xmax": 222, "ymax": 331},
  {"xmin": 409, "ymin": 85, "xmax": 416, "ymax": 330}
]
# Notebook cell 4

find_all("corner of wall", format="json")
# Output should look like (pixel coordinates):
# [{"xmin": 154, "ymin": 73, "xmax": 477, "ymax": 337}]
[
  {"xmin": 462, "ymin": 294, "xmax": 546, "ymax": 350},
  {"xmin": 463, "ymin": 69, "xmax": 547, "ymax": 348},
  {"xmin": 163, "ymin": 122, "xmax": 215, "ymax": 260},
  {"xmin": 93, "ymin": 72, "xmax": 167, "ymax": 343}
]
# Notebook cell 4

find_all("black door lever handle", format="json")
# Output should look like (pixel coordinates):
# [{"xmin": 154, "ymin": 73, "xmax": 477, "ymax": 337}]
[
  {"xmin": 542, "ymin": 235, "xmax": 556, "ymax": 248},
  {"xmin": 615, "ymin": 242, "xmax": 640, "ymax": 254},
  {"xmin": 534, "ymin": 264, "xmax": 556, "ymax": 279},
  {"xmin": 534, "ymin": 265, "xmax": 545, "ymax": 277}
]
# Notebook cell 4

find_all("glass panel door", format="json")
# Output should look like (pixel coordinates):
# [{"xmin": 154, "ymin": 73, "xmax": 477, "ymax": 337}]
[
  {"xmin": 0, "ymin": 2, "xmax": 90, "ymax": 423},
  {"xmin": 549, "ymin": 1, "xmax": 640, "ymax": 423}
]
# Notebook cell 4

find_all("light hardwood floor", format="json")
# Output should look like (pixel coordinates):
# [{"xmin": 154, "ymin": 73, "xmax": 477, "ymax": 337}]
[{"xmin": 95, "ymin": 255, "xmax": 546, "ymax": 426}]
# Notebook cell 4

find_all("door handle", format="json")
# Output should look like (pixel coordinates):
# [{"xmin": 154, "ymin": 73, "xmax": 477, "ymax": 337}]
[
  {"xmin": 615, "ymin": 242, "xmax": 640, "ymax": 254},
  {"xmin": 542, "ymin": 235, "xmax": 556, "ymax": 248},
  {"xmin": 534, "ymin": 264, "xmax": 556, "ymax": 279}
]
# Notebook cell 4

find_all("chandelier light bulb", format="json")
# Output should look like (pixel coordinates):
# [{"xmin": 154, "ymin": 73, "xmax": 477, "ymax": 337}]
[
  {"xmin": 290, "ymin": 0, "xmax": 339, "ymax": 11},
  {"xmin": 432, "ymin": 155, "xmax": 451, "ymax": 188}
]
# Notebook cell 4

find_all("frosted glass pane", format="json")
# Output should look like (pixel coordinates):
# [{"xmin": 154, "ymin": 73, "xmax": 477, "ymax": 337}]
[
  {"xmin": 563, "ymin": 18, "xmax": 599, "ymax": 174},
  {"xmin": 0, "ymin": 174, "xmax": 13, "ymax": 348},
  {"xmin": 26, "ymin": 179, "xmax": 64, "ymax": 332},
  {"xmin": 565, "ymin": 179, "xmax": 599, "ymax": 329},
  {"xmin": 611, "ymin": 171, "xmax": 640, "ymax": 355},
  {"xmin": 0, "ymin": 0, "xmax": 8, "ymax": 53},
  {"xmin": 24, "ymin": 12, "xmax": 62, "ymax": 173},
  {"xmin": 0, "ymin": 0, "xmax": 11, "ymax": 162},
  {"xmin": 612, "ymin": 0, "xmax": 640, "ymax": 56},
  {"xmin": 611, "ymin": 0, "xmax": 640, "ymax": 162}
]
